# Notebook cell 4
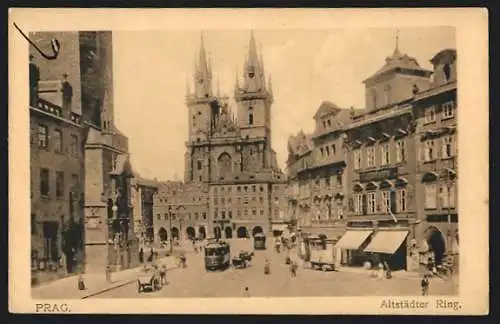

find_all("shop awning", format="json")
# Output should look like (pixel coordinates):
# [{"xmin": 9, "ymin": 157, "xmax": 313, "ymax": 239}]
[
  {"xmin": 363, "ymin": 231, "xmax": 409, "ymax": 254},
  {"xmin": 335, "ymin": 230, "xmax": 373, "ymax": 250}
]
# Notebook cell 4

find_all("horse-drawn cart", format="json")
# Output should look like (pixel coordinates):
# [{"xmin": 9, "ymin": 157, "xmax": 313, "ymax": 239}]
[
  {"xmin": 232, "ymin": 251, "xmax": 254, "ymax": 269},
  {"xmin": 137, "ymin": 269, "xmax": 161, "ymax": 293}
]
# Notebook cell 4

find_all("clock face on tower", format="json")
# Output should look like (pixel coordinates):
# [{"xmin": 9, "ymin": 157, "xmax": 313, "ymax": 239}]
[{"xmin": 248, "ymin": 66, "xmax": 255, "ymax": 79}]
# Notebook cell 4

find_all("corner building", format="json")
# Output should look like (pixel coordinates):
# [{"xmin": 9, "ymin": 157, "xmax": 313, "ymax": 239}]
[
  {"xmin": 413, "ymin": 49, "xmax": 458, "ymax": 271},
  {"xmin": 342, "ymin": 44, "xmax": 432, "ymax": 271}
]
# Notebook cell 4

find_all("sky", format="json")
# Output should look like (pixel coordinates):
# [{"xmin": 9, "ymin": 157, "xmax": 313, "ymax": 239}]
[{"xmin": 111, "ymin": 27, "xmax": 455, "ymax": 181}]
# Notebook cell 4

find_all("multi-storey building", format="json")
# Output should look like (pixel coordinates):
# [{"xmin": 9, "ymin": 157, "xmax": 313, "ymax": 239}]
[
  {"xmin": 153, "ymin": 181, "xmax": 210, "ymax": 242},
  {"xmin": 286, "ymin": 102, "xmax": 351, "ymax": 242},
  {"xmin": 152, "ymin": 32, "xmax": 286, "ymax": 241},
  {"xmin": 286, "ymin": 130, "xmax": 314, "ymax": 230},
  {"xmin": 342, "ymin": 43, "xmax": 432, "ymax": 271},
  {"xmin": 30, "ymin": 31, "xmax": 140, "ymax": 279},
  {"xmin": 413, "ymin": 49, "xmax": 458, "ymax": 269},
  {"xmin": 30, "ymin": 54, "xmax": 86, "ymax": 284}
]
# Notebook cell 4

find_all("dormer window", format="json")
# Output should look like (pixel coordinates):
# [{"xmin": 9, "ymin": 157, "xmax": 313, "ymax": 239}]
[{"xmin": 443, "ymin": 63, "xmax": 451, "ymax": 82}]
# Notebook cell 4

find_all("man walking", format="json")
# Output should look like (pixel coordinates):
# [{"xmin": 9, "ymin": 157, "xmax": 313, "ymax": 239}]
[{"xmin": 421, "ymin": 274, "xmax": 430, "ymax": 296}]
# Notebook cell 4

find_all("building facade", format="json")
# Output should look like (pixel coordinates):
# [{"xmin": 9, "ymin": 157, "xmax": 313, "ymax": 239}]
[
  {"xmin": 152, "ymin": 32, "xmax": 287, "ymax": 242},
  {"xmin": 30, "ymin": 57, "xmax": 86, "ymax": 284},
  {"xmin": 413, "ymin": 49, "xmax": 458, "ymax": 269},
  {"xmin": 29, "ymin": 31, "xmax": 140, "ymax": 279},
  {"xmin": 286, "ymin": 102, "xmax": 351, "ymax": 243},
  {"xmin": 79, "ymin": 31, "xmax": 139, "ymax": 274},
  {"xmin": 131, "ymin": 174, "xmax": 158, "ymax": 244},
  {"xmin": 153, "ymin": 181, "xmax": 210, "ymax": 242},
  {"xmin": 342, "ymin": 44, "xmax": 432, "ymax": 272},
  {"xmin": 285, "ymin": 41, "xmax": 458, "ymax": 273}
]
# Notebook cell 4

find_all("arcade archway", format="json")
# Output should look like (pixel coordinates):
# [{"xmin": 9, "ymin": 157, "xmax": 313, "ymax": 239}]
[
  {"xmin": 186, "ymin": 226, "xmax": 196, "ymax": 240},
  {"xmin": 425, "ymin": 226, "xmax": 446, "ymax": 265},
  {"xmin": 225, "ymin": 227, "xmax": 233, "ymax": 239},
  {"xmin": 198, "ymin": 226, "xmax": 206, "ymax": 240},
  {"xmin": 158, "ymin": 227, "xmax": 168, "ymax": 242},
  {"xmin": 237, "ymin": 226, "xmax": 248, "ymax": 238}
]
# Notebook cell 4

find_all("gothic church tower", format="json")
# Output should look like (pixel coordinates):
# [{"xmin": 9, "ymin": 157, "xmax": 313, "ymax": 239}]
[
  {"xmin": 234, "ymin": 31, "xmax": 274, "ymax": 168},
  {"xmin": 185, "ymin": 35, "xmax": 216, "ymax": 183}
]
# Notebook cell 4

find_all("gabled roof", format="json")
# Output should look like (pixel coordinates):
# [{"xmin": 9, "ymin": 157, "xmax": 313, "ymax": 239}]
[{"xmin": 313, "ymin": 101, "xmax": 341, "ymax": 119}]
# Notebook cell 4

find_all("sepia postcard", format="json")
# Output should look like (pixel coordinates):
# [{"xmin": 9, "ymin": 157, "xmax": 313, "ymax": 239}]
[{"xmin": 8, "ymin": 8, "xmax": 489, "ymax": 315}]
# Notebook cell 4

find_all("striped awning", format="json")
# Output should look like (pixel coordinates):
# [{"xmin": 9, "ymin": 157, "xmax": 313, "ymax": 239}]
[
  {"xmin": 364, "ymin": 231, "xmax": 409, "ymax": 254},
  {"xmin": 335, "ymin": 230, "xmax": 373, "ymax": 250}
]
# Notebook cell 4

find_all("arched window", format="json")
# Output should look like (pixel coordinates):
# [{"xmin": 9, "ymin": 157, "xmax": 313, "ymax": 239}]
[{"xmin": 218, "ymin": 152, "xmax": 232, "ymax": 179}]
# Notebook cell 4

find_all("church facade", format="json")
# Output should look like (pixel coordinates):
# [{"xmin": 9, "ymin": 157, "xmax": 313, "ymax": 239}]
[{"xmin": 153, "ymin": 32, "xmax": 287, "ymax": 242}]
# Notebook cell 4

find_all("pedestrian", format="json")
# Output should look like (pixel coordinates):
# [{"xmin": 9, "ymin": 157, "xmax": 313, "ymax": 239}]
[
  {"xmin": 290, "ymin": 261, "xmax": 298, "ymax": 278},
  {"xmin": 139, "ymin": 248, "xmax": 144, "ymax": 264},
  {"xmin": 421, "ymin": 274, "xmax": 430, "ymax": 296},
  {"xmin": 264, "ymin": 258, "xmax": 271, "ymax": 275},
  {"xmin": 377, "ymin": 262, "xmax": 385, "ymax": 280},
  {"xmin": 77, "ymin": 272, "xmax": 86, "ymax": 290},
  {"xmin": 159, "ymin": 264, "xmax": 167, "ymax": 285},
  {"xmin": 243, "ymin": 286, "xmax": 251, "ymax": 297}
]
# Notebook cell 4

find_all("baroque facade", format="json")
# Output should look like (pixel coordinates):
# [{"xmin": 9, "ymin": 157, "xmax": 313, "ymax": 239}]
[
  {"xmin": 152, "ymin": 32, "xmax": 287, "ymax": 242},
  {"xmin": 286, "ymin": 41, "xmax": 458, "ymax": 272}
]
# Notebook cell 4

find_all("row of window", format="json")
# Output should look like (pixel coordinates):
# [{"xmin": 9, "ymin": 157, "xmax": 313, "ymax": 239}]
[
  {"xmin": 311, "ymin": 206, "xmax": 344, "ymax": 221},
  {"xmin": 214, "ymin": 195, "xmax": 284, "ymax": 206},
  {"xmin": 213, "ymin": 184, "xmax": 267, "ymax": 195},
  {"xmin": 353, "ymin": 139, "xmax": 406, "ymax": 170},
  {"xmin": 34, "ymin": 124, "xmax": 79, "ymax": 157},
  {"xmin": 424, "ymin": 101, "xmax": 455, "ymax": 124},
  {"xmin": 213, "ymin": 208, "xmax": 281, "ymax": 219},
  {"xmin": 298, "ymin": 176, "xmax": 343, "ymax": 197},
  {"xmin": 422, "ymin": 135, "xmax": 456, "ymax": 161},
  {"xmin": 37, "ymin": 168, "xmax": 79, "ymax": 198},
  {"xmin": 424, "ymin": 182, "xmax": 456, "ymax": 209},
  {"xmin": 156, "ymin": 211, "xmax": 208, "ymax": 221},
  {"xmin": 353, "ymin": 189, "xmax": 407, "ymax": 215},
  {"xmin": 318, "ymin": 143, "xmax": 338, "ymax": 158}
]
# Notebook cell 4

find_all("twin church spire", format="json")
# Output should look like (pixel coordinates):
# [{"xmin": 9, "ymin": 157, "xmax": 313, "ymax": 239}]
[{"xmin": 187, "ymin": 31, "xmax": 272, "ymax": 100}]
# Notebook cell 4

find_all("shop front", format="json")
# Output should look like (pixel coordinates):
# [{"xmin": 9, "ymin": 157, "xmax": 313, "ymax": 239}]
[
  {"xmin": 334, "ymin": 228, "xmax": 373, "ymax": 267},
  {"xmin": 337, "ymin": 220, "xmax": 414, "ymax": 271}
]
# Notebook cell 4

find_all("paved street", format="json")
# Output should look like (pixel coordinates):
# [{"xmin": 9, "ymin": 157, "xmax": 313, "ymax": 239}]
[{"xmin": 94, "ymin": 239, "xmax": 458, "ymax": 298}]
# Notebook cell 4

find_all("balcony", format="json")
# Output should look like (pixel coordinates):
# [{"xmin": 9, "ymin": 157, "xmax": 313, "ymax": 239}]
[
  {"xmin": 34, "ymin": 98, "xmax": 62, "ymax": 118},
  {"xmin": 358, "ymin": 166, "xmax": 399, "ymax": 183}
]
